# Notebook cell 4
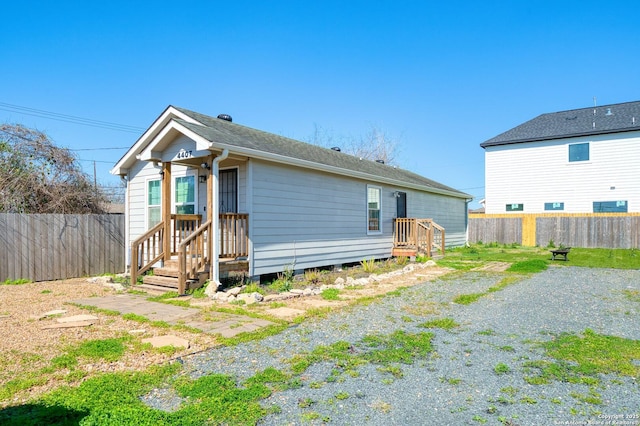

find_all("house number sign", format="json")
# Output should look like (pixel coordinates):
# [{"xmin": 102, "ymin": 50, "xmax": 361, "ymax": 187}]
[{"xmin": 174, "ymin": 149, "xmax": 193, "ymax": 160}]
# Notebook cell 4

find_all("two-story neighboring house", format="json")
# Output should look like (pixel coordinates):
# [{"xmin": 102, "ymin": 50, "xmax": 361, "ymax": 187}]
[{"xmin": 480, "ymin": 100, "xmax": 640, "ymax": 214}]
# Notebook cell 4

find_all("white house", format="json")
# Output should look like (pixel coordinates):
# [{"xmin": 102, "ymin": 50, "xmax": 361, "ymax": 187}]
[
  {"xmin": 481, "ymin": 100, "xmax": 640, "ymax": 214},
  {"xmin": 112, "ymin": 106, "xmax": 470, "ymax": 293}
]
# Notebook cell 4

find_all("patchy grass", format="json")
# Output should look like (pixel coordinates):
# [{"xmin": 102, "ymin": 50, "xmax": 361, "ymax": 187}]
[
  {"xmin": 419, "ymin": 317, "xmax": 460, "ymax": 330},
  {"xmin": 321, "ymin": 288, "xmax": 341, "ymax": 301},
  {"xmin": 524, "ymin": 329, "xmax": 640, "ymax": 386}
]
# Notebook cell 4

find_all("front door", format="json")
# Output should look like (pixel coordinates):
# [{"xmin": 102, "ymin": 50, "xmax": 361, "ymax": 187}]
[
  {"xmin": 396, "ymin": 192, "xmax": 407, "ymax": 218},
  {"xmin": 219, "ymin": 169, "xmax": 238, "ymax": 213}
]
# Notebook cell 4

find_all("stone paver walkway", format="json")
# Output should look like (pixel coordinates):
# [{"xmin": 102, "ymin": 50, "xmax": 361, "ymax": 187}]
[{"xmin": 73, "ymin": 294, "xmax": 275, "ymax": 338}]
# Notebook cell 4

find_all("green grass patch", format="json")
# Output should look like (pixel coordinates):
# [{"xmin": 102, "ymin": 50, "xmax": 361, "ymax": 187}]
[
  {"xmin": 453, "ymin": 292, "xmax": 483, "ymax": 305},
  {"xmin": 524, "ymin": 329, "xmax": 640, "ymax": 386},
  {"xmin": 506, "ymin": 259, "xmax": 548, "ymax": 273},
  {"xmin": 1, "ymin": 278, "xmax": 31, "ymax": 285},
  {"xmin": 321, "ymin": 288, "xmax": 341, "ymax": 300},
  {"xmin": 443, "ymin": 244, "xmax": 640, "ymax": 270},
  {"xmin": 418, "ymin": 317, "xmax": 460, "ymax": 330}
]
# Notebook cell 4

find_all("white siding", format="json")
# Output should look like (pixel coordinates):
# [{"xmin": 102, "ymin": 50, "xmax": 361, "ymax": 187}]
[
  {"xmin": 484, "ymin": 131, "xmax": 640, "ymax": 213},
  {"xmin": 250, "ymin": 160, "xmax": 467, "ymax": 276}
]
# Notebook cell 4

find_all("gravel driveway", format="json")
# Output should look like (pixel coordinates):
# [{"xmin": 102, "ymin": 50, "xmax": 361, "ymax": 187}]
[{"xmin": 165, "ymin": 266, "xmax": 640, "ymax": 425}]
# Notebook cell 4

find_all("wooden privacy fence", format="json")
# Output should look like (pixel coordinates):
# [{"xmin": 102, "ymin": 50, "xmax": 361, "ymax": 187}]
[
  {"xmin": 0, "ymin": 213, "xmax": 125, "ymax": 282},
  {"xmin": 469, "ymin": 213, "xmax": 640, "ymax": 248}
]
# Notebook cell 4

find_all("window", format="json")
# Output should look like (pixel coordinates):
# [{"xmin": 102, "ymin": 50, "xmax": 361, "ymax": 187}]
[
  {"xmin": 544, "ymin": 202, "xmax": 564, "ymax": 211},
  {"xmin": 175, "ymin": 175, "xmax": 195, "ymax": 214},
  {"xmin": 367, "ymin": 186, "xmax": 381, "ymax": 233},
  {"xmin": 569, "ymin": 143, "xmax": 589, "ymax": 162},
  {"xmin": 147, "ymin": 179, "xmax": 161, "ymax": 227},
  {"xmin": 506, "ymin": 203, "xmax": 523, "ymax": 212},
  {"xmin": 593, "ymin": 201, "xmax": 627, "ymax": 213}
]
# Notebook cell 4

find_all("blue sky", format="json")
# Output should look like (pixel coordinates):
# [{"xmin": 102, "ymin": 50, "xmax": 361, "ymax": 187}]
[{"xmin": 1, "ymin": 1, "xmax": 638, "ymax": 208}]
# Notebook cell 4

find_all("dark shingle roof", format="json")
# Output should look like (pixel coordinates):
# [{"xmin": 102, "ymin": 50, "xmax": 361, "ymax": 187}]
[
  {"xmin": 173, "ymin": 106, "xmax": 468, "ymax": 197},
  {"xmin": 481, "ymin": 100, "xmax": 640, "ymax": 148}
]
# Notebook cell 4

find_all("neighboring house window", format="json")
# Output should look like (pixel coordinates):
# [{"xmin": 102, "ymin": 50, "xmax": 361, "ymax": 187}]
[
  {"xmin": 147, "ymin": 179, "xmax": 161, "ymax": 227},
  {"xmin": 506, "ymin": 203, "xmax": 523, "ymax": 212},
  {"xmin": 593, "ymin": 201, "xmax": 627, "ymax": 213},
  {"xmin": 569, "ymin": 143, "xmax": 589, "ymax": 162},
  {"xmin": 544, "ymin": 202, "xmax": 564, "ymax": 211},
  {"xmin": 367, "ymin": 185, "xmax": 382, "ymax": 233},
  {"xmin": 175, "ymin": 175, "xmax": 195, "ymax": 214}
]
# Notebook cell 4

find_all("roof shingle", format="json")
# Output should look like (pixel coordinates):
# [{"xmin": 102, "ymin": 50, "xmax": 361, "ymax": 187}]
[{"xmin": 481, "ymin": 100, "xmax": 640, "ymax": 148}]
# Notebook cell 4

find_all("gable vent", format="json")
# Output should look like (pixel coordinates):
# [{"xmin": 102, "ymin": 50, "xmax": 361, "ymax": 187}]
[{"xmin": 217, "ymin": 114, "xmax": 232, "ymax": 122}]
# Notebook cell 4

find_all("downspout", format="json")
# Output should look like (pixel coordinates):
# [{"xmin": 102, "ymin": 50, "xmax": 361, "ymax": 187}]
[{"xmin": 206, "ymin": 149, "xmax": 229, "ymax": 296}]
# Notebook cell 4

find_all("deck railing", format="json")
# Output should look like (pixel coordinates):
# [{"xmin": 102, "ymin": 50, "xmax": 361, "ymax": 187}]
[
  {"xmin": 131, "ymin": 213, "xmax": 249, "ymax": 287},
  {"xmin": 178, "ymin": 220, "xmax": 212, "ymax": 294},
  {"xmin": 220, "ymin": 213, "xmax": 249, "ymax": 258},
  {"xmin": 393, "ymin": 218, "xmax": 445, "ymax": 257}
]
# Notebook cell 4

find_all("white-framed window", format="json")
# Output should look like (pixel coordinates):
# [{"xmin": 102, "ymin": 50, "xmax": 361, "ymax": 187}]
[
  {"xmin": 367, "ymin": 185, "xmax": 382, "ymax": 234},
  {"xmin": 174, "ymin": 174, "xmax": 196, "ymax": 214},
  {"xmin": 147, "ymin": 178, "xmax": 162, "ymax": 228}
]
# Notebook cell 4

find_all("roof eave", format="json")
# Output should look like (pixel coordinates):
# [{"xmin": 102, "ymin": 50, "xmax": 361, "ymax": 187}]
[{"xmin": 481, "ymin": 126, "xmax": 640, "ymax": 148}]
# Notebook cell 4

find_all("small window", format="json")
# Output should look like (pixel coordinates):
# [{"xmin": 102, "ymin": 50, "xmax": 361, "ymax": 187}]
[
  {"xmin": 544, "ymin": 202, "xmax": 564, "ymax": 211},
  {"xmin": 569, "ymin": 143, "xmax": 589, "ymax": 162},
  {"xmin": 593, "ymin": 201, "xmax": 627, "ymax": 213},
  {"xmin": 367, "ymin": 186, "xmax": 381, "ymax": 233},
  {"xmin": 506, "ymin": 203, "xmax": 523, "ymax": 212},
  {"xmin": 147, "ymin": 179, "xmax": 161, "ymax": 227}
]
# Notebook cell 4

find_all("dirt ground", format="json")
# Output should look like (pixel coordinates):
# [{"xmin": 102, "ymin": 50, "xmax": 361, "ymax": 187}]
[{"xmin": 0, "ymin": 264, "xmax": 456, "ymax": 406}]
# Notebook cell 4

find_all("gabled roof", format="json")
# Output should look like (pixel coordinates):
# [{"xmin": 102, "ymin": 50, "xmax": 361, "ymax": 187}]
[
  {"xmin": 112, "ymin": 106, "xmax": 470, "ymax": 199},
  {"xmin": 481, "ymin": 100, "xmax": 640, "ymax": 148}
]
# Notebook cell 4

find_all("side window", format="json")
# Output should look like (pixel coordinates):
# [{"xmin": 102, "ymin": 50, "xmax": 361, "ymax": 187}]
[
  {"xmin": 506, "ymin": 203, "xmax": 523, "ymax": 212},
  {"xmin": 593, "ymin": 201, "xmax": 627, "ymax": 213},
  {"xmin": 569, "ymin": 143, "xmax": 589, "ymax": 162},
  {"xmin": 367, "ymin": 185, "xmax": 382, "ymax": 233},
  {"xmin": 175, "ymin": 175, "xmax": 195, "ymax": 214},
  {"xmin": 544, "ymin": 202, "xmax": 564, "ymax": 211},
  {"xmin": 147, "ymin": 179, "xmax": 161, "ymax": 227}
]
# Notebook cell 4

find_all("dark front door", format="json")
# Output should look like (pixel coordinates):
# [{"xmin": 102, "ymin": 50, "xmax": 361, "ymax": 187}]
[
  {"xmin": 219, "ymin": 169, "xmax": 238, "ymax": 213},
  {"xmin": 396, "ymin": 192, "xmax": 407, "ymax": 218}
]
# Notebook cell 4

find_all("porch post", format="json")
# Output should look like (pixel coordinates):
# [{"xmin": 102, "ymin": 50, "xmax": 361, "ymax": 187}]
[
  {"xmin": 162, "ymin": 162, "xmax": 172, "ymax": 261},
  {"xmin": 206, "ymin": 155, "xmax": 213, "ymax": 223}
]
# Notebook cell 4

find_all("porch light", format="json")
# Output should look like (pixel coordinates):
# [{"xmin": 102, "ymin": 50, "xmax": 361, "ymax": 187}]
[
  {"xmin": 199, "ymin": 175, "xmax": 207, "ymax": 183},
  {"xmin": 201, "ymin": 162, "xmax": 210, "ymax": 170}
]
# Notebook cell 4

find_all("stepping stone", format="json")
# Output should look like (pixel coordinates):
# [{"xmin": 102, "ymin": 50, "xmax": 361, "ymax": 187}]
[
  {"xmin": 42, "ymin": 320, "xmax": 95, "ymax": 329},
  {"xmin": 57, "ymin": 314, "xmax": 99, "ymax": 323},
  {"xmin": 142, "ymin": 335, "xmax": 190, "ymax": 349},
  {"xmin": 32, "ymin": 309, "xmax": 67, "ymax": 320}
]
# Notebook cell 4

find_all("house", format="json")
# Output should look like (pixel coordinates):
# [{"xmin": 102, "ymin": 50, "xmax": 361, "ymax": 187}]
[
  {"xmin": 481, "ymin": 100, "xmax": 640, "ymax": 214},
  {"xmin": 111, "ymin": 106, "xmax": 471, "ymax": 293}
]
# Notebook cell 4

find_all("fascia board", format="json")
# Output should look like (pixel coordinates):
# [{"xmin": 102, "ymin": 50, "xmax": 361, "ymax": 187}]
[{"xmin": 110, "ymin": 106, "xmax": 203, "ymax": 175}]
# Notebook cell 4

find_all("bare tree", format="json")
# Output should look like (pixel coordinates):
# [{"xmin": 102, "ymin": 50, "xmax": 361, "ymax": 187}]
[
  {"xmin": 307, "ymin": 124, "xmax": 401, "ymax": 165},
  {"xmin": 0, "ymin": 124, "xmax": 108, "ymax": 213}
]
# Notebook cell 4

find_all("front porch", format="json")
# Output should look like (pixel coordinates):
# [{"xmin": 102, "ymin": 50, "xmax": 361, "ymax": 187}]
[{"xmin": 131, "ymin": 213, "xmax": 249, "ymax": 293}]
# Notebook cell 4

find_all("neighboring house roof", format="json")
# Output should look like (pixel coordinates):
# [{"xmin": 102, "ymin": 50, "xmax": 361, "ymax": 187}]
[
  {"xmin": 480, "ymin": 100, "xmax": 640, "ymax": 148},
  {"xmin": 113, "ymin": 106, "xmax": 470, "ymax": 199}
]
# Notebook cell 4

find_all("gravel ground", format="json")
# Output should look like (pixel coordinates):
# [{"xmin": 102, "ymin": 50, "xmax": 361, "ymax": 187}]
[{"xmin": 164, "ymin": 266, "xmax": 640, "ymax": 426}]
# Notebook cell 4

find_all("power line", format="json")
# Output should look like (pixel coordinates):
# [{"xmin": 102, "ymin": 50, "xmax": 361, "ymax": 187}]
[{"xmin": 0, "ymin": 101, "xmax": 145, "ymax": 133}]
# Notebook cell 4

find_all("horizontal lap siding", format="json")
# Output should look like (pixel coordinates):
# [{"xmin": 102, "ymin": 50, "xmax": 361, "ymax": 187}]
[
  {"xmin": 251, "ymin": 161, "xmax": 392, "ymax": 275},
  {"xmin": 250, "ymin": 161, "xmax": 469, "ymax": 275},
  {"xmin": 0, "ymin": 214, "xmax": 125, "ymax": 282},
  {"xmin": 485, "ymin": 132, "xmax": 640, "ymax": 214}
]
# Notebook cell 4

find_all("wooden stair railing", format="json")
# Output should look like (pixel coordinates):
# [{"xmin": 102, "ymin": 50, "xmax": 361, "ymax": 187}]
[
  {"xmin": 178, "ymin": 220, "xmax": 212, "ymax": 294},
  {"xmin": 131, "ymin": 221, "xmax": 164, "ymax": 286},
  {"xmin": 393, "ymin": 218, "xmax": 445, "ymax": 257}
]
